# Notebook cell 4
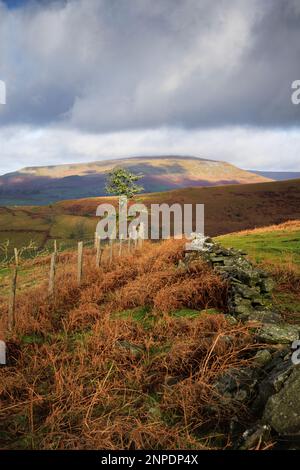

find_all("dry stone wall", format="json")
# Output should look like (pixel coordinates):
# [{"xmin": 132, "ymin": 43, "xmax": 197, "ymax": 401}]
[{"xmin": 185, "ymin": 237, "xmax": 300, "ymax": 448}]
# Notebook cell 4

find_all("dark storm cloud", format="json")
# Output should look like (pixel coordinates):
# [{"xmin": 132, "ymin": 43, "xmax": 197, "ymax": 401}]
[{"xmin": 0, "ymin": 0, "xmax": 300, "ymax": 131}]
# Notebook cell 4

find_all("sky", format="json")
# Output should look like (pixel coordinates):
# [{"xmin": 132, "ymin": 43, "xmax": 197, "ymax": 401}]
[{"xmin": 0, "ymin": 0, "xmax": 300, "ymax": 174}]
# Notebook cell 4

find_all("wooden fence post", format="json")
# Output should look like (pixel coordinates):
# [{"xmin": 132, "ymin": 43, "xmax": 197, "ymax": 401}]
[
  {"xmin": 109, "ymin": 239, "xmax": 114, "ymax": 265},
  {"xmin": 96, "ymin": 236, "xmax": 102, "ymax": 267},
  {"xmin": 0, "ymin": 340, "xmax": 6, "ymax": 365},
  {"xmin": 8, "ymin": 250, "xmax": 18, "ymax": 332},
  {"xmin": 94, "ymin": 232, "xmax": 98, "ymax": 250},
  {"xmin": 118, "ymin": 235, "xmax": 123, "ymax": 257},
  {"xmin": 138, "ymin": 234, "xmax": 143, "ymax": 249},
  {"xmin": 78, "ymin": 241, "xmax": 83, "ymax": 285},
  {"xmin": 134, "ymin": 228, "xmax": 138, "ymax": 249},
  {"xmin": 48, "ymin": 252, "xmax": 56, "ymax": 295},
  {"xmin": 54, "ymin": 239, "xmax": 57, "ymax": 254},
  {"xmin": 138, "ymin": 222, "xmax": 144, "ymax": 248},
  {"xmin": 8, "ymin": 267, "xmax": 18, "ymax": 331},
  {"xmin": 14, "ymin": 247, "xmax": 19, "ymax": 266},
  {"xmin": 128, "ymin": 236, "xmax": 131, "ymax": 253}
]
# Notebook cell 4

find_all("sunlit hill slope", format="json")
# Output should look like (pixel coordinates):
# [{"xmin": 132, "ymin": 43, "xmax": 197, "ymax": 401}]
[{"xmin": 0, "ymin": 156, "xmax": 271, "ymax": 206}]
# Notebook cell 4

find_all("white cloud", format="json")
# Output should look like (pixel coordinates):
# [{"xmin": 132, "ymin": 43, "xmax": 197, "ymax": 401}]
[{"xmin": 1, "ymin": 125, "xmax": 300, "ymax": 175}]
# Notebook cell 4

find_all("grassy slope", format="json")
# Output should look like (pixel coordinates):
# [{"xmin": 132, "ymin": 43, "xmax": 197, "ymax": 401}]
[
  {"xmin": 216, "ymin": 220, "xmax": 300, "ymax": 324},
  {"xmin": 1, "ymin": 178, "xmax": 300, "ymax": 258},
  {"xmin": 1, "ymin": 222, "xmax": 299, "ymax": 449},
  {"xmin": 217, "ymin": 220, "xmax": 300, "ymax": 269}
]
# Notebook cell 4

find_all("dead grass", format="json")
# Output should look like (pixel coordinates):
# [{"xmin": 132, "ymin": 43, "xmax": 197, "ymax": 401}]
[
  {"xmin": 262, "ymin": 261, "xmax": 300, "ymax": 325},
  {"xmin": 0, "ymin": 240, "xmax": 258, "ymax": 450},
  {"xmin": 264, "ymin": 261, "xmax": 300, "ymax": 294},
  {"xmin": 228, "ymin": 219, "xmax": 300, "ymax": 236}
]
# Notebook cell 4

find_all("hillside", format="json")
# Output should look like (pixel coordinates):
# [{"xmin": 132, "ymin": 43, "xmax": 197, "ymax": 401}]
[
  {"xmin": 249, "ymin": 170, "xmax": 300, "ymax": 181},
  {"xmin": 0, "ymin": 178, "xmax": 300, "ymax": 258},
  {"xmin": 0, "ymin": 239, "xmax": 270, "ymax": 450},
  {"xmin": 0, "ymin": 156, "xmax": 271, "ymax": 206},
  {"xmin": 216, "ymin": 220, "xmax": 300, "ymax": 325},
  {"xmin": 1, "ymin": 231, "xmax": 300, "ymax": 450},
  {"xmin": 217, "ymin": 220, "xmax": 300, "ymax": 269}
]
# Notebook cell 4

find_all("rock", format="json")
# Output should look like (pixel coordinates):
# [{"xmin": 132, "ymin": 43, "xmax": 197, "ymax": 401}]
[
  {"xmin": 210, "ymin": 256, "xmax": 227, "ymax": 264},
  {"xmin": 215, "ymin": 248, "xmax": 230, "ymax": 256},
  {"xmin": 259, "ymin": 278, "xmax": 275, "ymax": 294},
  {"xmin": 239, "ymin": 424, "xmax": 271, "ymax": 450},
  {"xmin": 223, "ymin": 258, "xmax": 236, "ymax": 266},
  {"xmin": 226, "ymin": 315, "xmax": 238, "ymax": 325},
  {"xmin": 234, "ymin": 304, "xmax": 254, "ymax": 316},
  {"xmin": 186, "ymin": 233, "xmax": 214, "ymax": 252},
  {"xmin": 257, "ymin": 269, "xmax": 269, "ymax": 279},
  {"xmin": 251, "ymin": 349, "xmax": 294, "ymax": 414},
  {"xmin": 253, "ymin": 349, "xmax": 273, "ymax": 367},
  {"xmin": 235, "ymin": 389, "xmax": 248, "ymax": 402},
  {"xmin": 251, "ymin": 295, "xmax": 268, "ymax": 307},
  {"xmin": 232, "ymin": 284, "xmax": 260, "ymax": 300},
  {"xmin": 243, "ymin": 310, "xmax": 282, "ymax": 324},
  {"xmin": 214, "ymin": 367, "xmax": 258, "ymax": 403},
  {"xmin": 257, "ymin": 324, "xmax": 300, "ymax": 344},
  {"xmin": 232, "ymin": 269, "xmax": 252, "ymax": 286},
  {"xmin": 231, "ymin": 296, "xmax": 252, "ymax": 310},
  {"xmin": 238, "ymin": 250, "xmax": 248, "ymax": 256},
  {"xmin": 263, "ymin": 367, "xmax": 300, "ymax": 435}
]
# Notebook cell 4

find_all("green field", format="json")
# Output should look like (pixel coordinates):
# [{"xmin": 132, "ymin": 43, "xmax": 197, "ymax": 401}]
[
  {"xmin": 216, "ymin": 225, "xmax": 300, "ymax": 269},
  {"xmin": 0, "ymin": 205, "xmax": 98, "ymax": 262},
  {"xmin": 216, "ymin": 221, "xmax": 300, "ymax": 324}
]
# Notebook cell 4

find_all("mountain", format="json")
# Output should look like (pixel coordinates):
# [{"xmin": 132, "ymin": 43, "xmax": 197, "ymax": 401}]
[
  {"xmin": 248, "ymin": 170, "xmax": 300, "ymax": 181},
  {"xmin": 0, "ymin": 156, "xmax": 271, "ymax": 206}
]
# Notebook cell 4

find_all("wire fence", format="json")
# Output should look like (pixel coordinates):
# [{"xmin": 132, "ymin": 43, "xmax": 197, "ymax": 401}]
[
  {"xmin": 0, "ymin": 237, "xmax": 96, "ymax": 268},
  {"xmin": 1, "ymin": 231, "xmax": 144, "ymax": 342}
]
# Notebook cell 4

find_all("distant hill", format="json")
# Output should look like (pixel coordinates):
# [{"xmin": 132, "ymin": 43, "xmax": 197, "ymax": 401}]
[
  {"xmin": 0, "ymin": 156, "xmax": 271, "ymax": 206},
  {"xmin": 248, "ymin": 170, "xmax": 300, "ymax": 181},
  {"xmin": 1, "ymin": 178, "xmax": 300, "ymax": 255}
]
